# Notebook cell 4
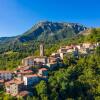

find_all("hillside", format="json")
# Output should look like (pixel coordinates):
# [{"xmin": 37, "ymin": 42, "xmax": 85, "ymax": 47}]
[
  {"xmin": 0, "ymin": 22, "xmax": 100, "ymax": 100},
  {"xmin": 79, "ymin": 29, "xmax": 92, "ymax": 36},
  {"xmin": 0, "ymin": 22, "xmax": 100, "ymax": 70},
  {"xmin": 0, "ymin": 21, "xmax": 87, "ymax": 51},
  {"xmin": 0, "ymin": 27, "xmax": 100, "ymax": 100},
  {"xmin": 0, "ymin": 27, "xmax": 99, "ymax": 70}
]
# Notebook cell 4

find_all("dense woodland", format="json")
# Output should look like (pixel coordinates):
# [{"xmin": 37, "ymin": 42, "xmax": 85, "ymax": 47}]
[{"xmin": 0, "ymin": 28, "xmax": 100, "ymax": 100}]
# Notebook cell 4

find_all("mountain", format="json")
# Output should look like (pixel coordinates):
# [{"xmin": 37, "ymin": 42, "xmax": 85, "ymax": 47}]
[
  {"xmin": 0, "ymin": 21, "xmax": 87, "ymax": 53},
  {"xmin": 18, "ymin": 21, "xmax": 87, "ymax": 42},
  {"xmin": 0, "ymin": 21, "xmax": 87, "ymax": 43}
]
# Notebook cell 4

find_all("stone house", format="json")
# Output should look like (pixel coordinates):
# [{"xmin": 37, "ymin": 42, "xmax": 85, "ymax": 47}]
[
  {"xmin": 33, "ymin": 56, "xmax": 48, "ymax": 64},
  {"xmin": 22, "ymin": 56, "xmax": 34, "ymax": 67},
  {"xmin": 5, "ymin": 78, "xmax": 24, "ymax": 96}
]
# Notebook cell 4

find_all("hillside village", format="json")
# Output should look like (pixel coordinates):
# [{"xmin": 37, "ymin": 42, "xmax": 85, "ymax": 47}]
[{"xmin": 0, "ymin": 42, "xmax": 99, "ymax": 98}]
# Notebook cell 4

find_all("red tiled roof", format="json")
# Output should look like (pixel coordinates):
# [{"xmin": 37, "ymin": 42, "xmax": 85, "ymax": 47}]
[
  {"xmin": 18, "ymin": 70, "xmax": 33, "ymax": 74},
  {"xmin": 18, "ymin": 91, "xmax": 29, "ymax": 97},
  {"xmin": 39, "ymin": 68, "xmax": 48, "ymax": 71},
  {"xmin": 5, "ymin": 79, "xmax": 23, "ymax": 86},
  {"xmin": 0, "ymin": 71, "xmax": 14, "ymax": 74},
  {"xmin": 17, "ymin": 66, "xmax": 30, "ymax": 71},
  {"xmin": 24, "ymin": 74, "xmax": 38, "ymax": 78},
  {"xmin": 0, "ymin": 79, "xmax": 4, "ymax": 83},
  {"xmin": 5, "ymin": 80, "xmax": 14, "ymax": 86},
  {"xmin": 47, "ymin": 62, "xmax": 57, "ymax": 64}
]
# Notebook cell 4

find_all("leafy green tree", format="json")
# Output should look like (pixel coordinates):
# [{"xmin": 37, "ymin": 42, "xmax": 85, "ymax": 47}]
[{"xmin": 35, "ymin": 80, "xmax": 48, "ymax": 100}]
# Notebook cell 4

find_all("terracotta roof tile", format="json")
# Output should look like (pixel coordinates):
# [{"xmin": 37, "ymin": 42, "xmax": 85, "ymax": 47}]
[
  {"xmin": 5, "ymin": 79, "xmax": 23, "ymax": 86},
  {"xmin": 0, "ymin": 79, "xmax": 4, "ymax": 83},
  {"xmin": 18, "ymin": 91, "xmax": 29, "ymax": 97},
  {"xmin": 39, "ymin": 68, "xmax": 48, "ymax": 71},
  {"xmin": 0, "ymin": 71, "xmax": 14, "ymax": 73},
  {"xmin": 24, "ymin": 74, "xmax": 38, "ymax": 78},
  {"xmin": 18, "ymin": 70, "xmax": 33, "ymax": 74}
]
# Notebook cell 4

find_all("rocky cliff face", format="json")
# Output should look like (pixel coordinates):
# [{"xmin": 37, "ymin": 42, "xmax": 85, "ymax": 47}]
[{"xmin": 17, "ymin": 21, "xmax": 87, "ymax": 42}]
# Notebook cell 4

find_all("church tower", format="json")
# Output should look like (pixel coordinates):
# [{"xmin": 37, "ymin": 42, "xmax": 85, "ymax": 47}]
[{"xmin": 40, "ymin": 42, "xmax": 44, "ymax": 57}]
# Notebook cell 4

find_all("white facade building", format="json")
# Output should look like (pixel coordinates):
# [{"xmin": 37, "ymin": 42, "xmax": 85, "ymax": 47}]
[
  {"xmin": 51, "ymin": 53, "xmax": 60, "ymax": 58},
  {"xmin": 58, "ymin": 48, "xmax": 67, "ymax": 53},
  {"xmin": 60, "ymin": 52, "xmax": 67, "ymax": 59},
  {"xmin": 82, "ymin": 43, "xmax": 91, "ymax": 48},
  {"xmin": 34, "ymin": 57, "xmax": 48, "ymax": 64},
  {"xmin": 22, "ymin": 57, "xmax": 34, "ymax": 66},
  {"xmin": 75, "ymin": 45, "xmax": 81, "ymax": 50}
]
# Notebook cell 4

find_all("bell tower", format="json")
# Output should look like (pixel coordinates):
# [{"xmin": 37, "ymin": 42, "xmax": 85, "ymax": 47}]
[{"xmin": 40, "ymin": 42, "xmax": 44, "ymax": 57}]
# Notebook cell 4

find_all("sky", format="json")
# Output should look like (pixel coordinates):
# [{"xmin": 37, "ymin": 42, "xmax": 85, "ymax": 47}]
[{"xmin": 0, "ymin": 0, "xmax": 100, "ymax": 37}]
